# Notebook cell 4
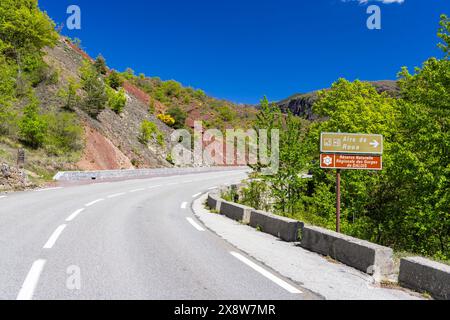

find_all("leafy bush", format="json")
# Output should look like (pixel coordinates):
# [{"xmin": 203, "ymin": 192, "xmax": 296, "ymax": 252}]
[
  {"xmin": 106, "ymin": 70, "xmax": 124, "ymax": 90},
  {"xmin": 19, "ymin": 98, "xmax": 48, "ymax": 149},
  {"xmin": 58, "ymin": 78, "xmax": 80, "ymax": 111},
  {"xmin": 44, "ymin": 112, "xmax": 84, "ymax": 155},
  {"xmin": 139, "ymin": 120, "xmax": 164, "ymax": 146},
  {"xmin": 157, "ymin": 114, "xmax": 176, "ymax": 127},
  {"xmin": 167, "ymin": 106, "xmax": 187, "ymax": 129},
  {"xmin": 107, "ymin": 87, "xmax": 127, "ymax": 114}
]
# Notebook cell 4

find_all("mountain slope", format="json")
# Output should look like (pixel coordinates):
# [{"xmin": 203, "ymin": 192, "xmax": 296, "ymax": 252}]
[{"xmin": 276, "ymin": 80, "xmax": 400, "ymax": 120}]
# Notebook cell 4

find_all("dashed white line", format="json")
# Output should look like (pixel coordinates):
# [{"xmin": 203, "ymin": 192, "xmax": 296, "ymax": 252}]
[
  {"xmin": 129, "ymin": 188, "xmax": 145, "ymax": 193},
  {"xmin": 230, "ymin": 252, "xmax": 302, "ymax": 294},
  {"xmin": 183, "ymin": 180, "xmax": 193, "ymax": 183},
  {"xmin": 16, "ymin": 259, "xmax": 46, "ymax": 300},
  {"xmin": 166, "ymin": 182, "xmax": 178, "ymax": 186},
  {"xmin": 208, "ymin": 186, "xmax": 218, "ymax": 190},
  {"xmin": 192, "ymin": 192, "xmax": 202, "ymax": 198},
  {"xmin": 66, "ymin": 208, "xmax": 84, "ymax": 222},
  {"xmin": 107, "ymin": 192, "xmax": 126, "ymax": 199},
  {"xmin": 43, "ymin": 225, "xmax": 67, "ymax": 249},
  {"xmin": 148, "ymin": 185, "xmax": 162, "ymax": 189},
  {"xmin": 35, "ymin": 187, "xmax": 63, "ymax": 192},
  {"xmin": 181, "ymin": 202, "xmax": 188, "ymax": 209},
  {"xmin": 0, "ymin": 195, "xmax": 6, "ymax": 199},
  {"xmin": 85, "ymin": 198, "xmax": 105, "ymax": 207},
  {"xmin": 186, "ymin": 217, "xmax": 205, "ymax": 231}
]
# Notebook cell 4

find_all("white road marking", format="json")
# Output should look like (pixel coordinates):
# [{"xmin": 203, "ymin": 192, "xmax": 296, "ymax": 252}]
[
  {"xmin": 230, "ymin": 252, "xmax": 302, "ymax": 294},
  {"xmin": 35, "ymin": 187, "xmax": 63, "ymax": 192},
  {"xmin": 129, "ymin": 188, "xmax": 145, "ymax": 193},
  {"xmin": 192, "ymin": 192, "xmax": 202, "ymax": 198},
  {"xmin": 181, "ymin": 202, "xmax": 188, "ymax": 209},
  {"xmin": 166, "ymin": 182, "xmax": 178, "ymax": 186},
  {"xmin": 208, "ymin": 186, "xmax": 218, "ymax": 190},
  {"xmin": 186, "ymin": 217, "xmax": 205, "ymax": 231},
  {"xmin": 148, "ymin": 185, "xmax": 162, "ymax": 189},
  {"xmin": 85, "ymin": 198, "xmax": 104, "ymax": 207},
  {"xmin": 0, "ymin": 195, "xmax": 6, "ymax": 199},
  {"xmin": 66, "ymin": 208, "xmax": 84, "ymax": 222},
  {"xmin": 16, "ymin": 259, "xmax": 46, "ymax": 300},
  {"xmin": 107, "ymin": 192, "xmax": 126, "ymax": 199},
  {"xmin": 43, "ymin": 225, "xmax": 67, "ymax": 249},
  {"xmin": 183, "ymin": 180, "xmax": 193, "ymax": 183}
]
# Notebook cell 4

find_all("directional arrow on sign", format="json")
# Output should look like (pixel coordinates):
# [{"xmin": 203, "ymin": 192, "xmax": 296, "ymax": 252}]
[{"xmin": 370, "ymin": 140, "xmax": 379, "ymax": 148}]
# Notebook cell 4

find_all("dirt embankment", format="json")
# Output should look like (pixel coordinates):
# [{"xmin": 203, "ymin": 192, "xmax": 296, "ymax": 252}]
[{"xmin": 76, "ymin": 125, "xmax": 134, "ymax": 171}]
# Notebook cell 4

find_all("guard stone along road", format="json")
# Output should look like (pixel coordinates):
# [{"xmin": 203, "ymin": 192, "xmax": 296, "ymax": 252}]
[
  {"xmin": 321, "ymin": 132, "xmax": 383, "ymax": 155},
  {"xmin": 320, "ymin": 154, "xmax": 383, "ymax": 171}
]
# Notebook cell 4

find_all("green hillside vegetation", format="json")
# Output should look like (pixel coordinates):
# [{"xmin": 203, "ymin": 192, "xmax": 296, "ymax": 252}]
[
  {"xmin": 244, "ymin": 15, "xmax": 450, "ymax": 262},
  {"xmin": 0, "ymin": 0, "xmax": 83, "ymax": 163},
  {"xmin": 124, "ymin": 72, "xmax": 257, "ymax": 131}
]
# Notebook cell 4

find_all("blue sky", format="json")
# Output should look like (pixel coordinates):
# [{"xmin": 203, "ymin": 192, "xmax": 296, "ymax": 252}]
[{"xmin": 39, "ymin": 0, "xmax": 448, "ymax": 104}]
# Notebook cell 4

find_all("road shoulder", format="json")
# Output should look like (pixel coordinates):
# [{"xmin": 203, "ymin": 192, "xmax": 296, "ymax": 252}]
[{"xmin": 192, "ymin": 194, "xmax": 423, "ymax": 300}]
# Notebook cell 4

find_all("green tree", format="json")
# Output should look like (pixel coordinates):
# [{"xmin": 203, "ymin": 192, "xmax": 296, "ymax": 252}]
[
  {"xmin": 80, "ymin": 60, "xmax": 108, "ymax": 118},
  {"xmin": 0, "ymin": 0, "xmax": 58, "ymax": 78},
  {"xmin": 94, "ymin": 54, "xmax": 108, "ymax": 75},
  {"xmin": 106, "ymin": 70, "xmax": 124, "ymax": 90},
  {"xmin": 19, "ymin": 97, "xmax": 47, "ymax": 148},
  {"xmin": 58, "ymin": 77, "xmax": 80, "ymax": 111}
]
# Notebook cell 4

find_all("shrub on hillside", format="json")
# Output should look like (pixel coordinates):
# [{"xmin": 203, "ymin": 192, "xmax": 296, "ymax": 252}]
[
  {"xmin": 167, "ymin": 106, "xmax": 187, "ymax": 129},
  {"xmin": 44, "ymin": 112, "xmax": 84, "ymax": 155},
  {"xmin": 94, "ymin": 54, "xmax": 108, "ymax": 75},
  {"xmin": 80, "ymin": 61, "xmax": 108, "ymax": 118},
  {"xmin": 157, "ymin": 114, "xmax": 176, "ymax": 127},
  {"xmin": 107, "ymin": 87, "xmax": 127, "ymax": 114},
  {"xmin": 139, "ymin": 120, "xmax": 164, "ymax": 146},
  {"xmin": 106, "ymin": 70, "xmax": 124, "ymax": 90},
  {"xmin": 19, "ymin": 98, "xmax": 48, "ymax": 149}
]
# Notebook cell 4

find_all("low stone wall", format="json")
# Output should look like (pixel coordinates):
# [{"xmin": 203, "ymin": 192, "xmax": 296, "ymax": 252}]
[
  {"xmin": 54, "ymin": 166, "xmax": 247, "ymax": 181},
  {"xmin": 399, "ymin": 257, "xmax": 450, "ymax": 300},
  {"xmin": 249, "ymin": 210, "xmax": 302, "ymax": 242},
  {"xmin": 300, "ymin": 225, "xmax": 395, "ymax": 279}
]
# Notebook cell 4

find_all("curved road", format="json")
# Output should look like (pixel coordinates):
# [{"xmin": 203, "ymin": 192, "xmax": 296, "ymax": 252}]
[{"xmin": 0, "ymin": 169, "xmax": 315, "ymax": 300}]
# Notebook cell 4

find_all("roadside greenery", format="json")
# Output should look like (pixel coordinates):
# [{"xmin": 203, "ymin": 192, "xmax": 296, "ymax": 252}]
[{"xmin": 243, "ymin": 15, "xmax": 450, "ymax": 261}]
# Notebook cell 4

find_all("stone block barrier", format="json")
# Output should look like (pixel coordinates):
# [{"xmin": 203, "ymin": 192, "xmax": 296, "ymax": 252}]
[
  {"xmin": 399, "ymin": 257, "xmax": 450, "ymax": 300},
  {"xmin": 249, "ymin": 210, "xmax": 302, "ymax": 242},
  {"xmin": 300, "ymin": 225, "xmax": 395, "ymax": 279}
]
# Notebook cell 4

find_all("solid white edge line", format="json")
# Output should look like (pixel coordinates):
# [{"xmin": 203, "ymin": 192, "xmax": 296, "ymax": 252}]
[
  {"xmin": 181, "ymin": 202, "xmax": 188, "ymax": 209},
  {"xmin": 186, "ymin": 217, "xmax": 205, "ymax": 231},
  {"xmin": 192, "ymin": 192, "xmax": 202, "ymax": 198},
  {"xmin": 43, "ymin": 225, "xmax": 67, "ymax": 249},
  {"xmin": 16, "ymin": 259, "xmax": 47, "ymax": 300},
  {"xmin": 66, "ymin": 208, "xmax": 85, "ymax": 222},
  {"xmin": 230, "ymin": 251, "xmax": 302, "ymax": 294},
  {"xmin": 107, "ymin": 192, "xmax": 126, "ymax": 199},
  {"xmin": 85, "ymin": 198, "xmax": 104, "ymax": 207}
]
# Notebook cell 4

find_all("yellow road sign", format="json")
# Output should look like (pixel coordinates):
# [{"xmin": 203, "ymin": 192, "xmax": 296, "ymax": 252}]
[{"xmin": 321, "ymin": 132, "xmax": 383, "ymax": 155}]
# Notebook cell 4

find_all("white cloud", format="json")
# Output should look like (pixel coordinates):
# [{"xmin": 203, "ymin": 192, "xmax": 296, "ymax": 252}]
[{"xmin": 343, "ymin": 0, "xmax": 405, "ymax": 4}]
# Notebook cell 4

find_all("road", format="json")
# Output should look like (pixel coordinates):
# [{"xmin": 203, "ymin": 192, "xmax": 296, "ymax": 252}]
[{"xmin": 0, "ymin": 169, "xmax": 315, "ymax": 300}]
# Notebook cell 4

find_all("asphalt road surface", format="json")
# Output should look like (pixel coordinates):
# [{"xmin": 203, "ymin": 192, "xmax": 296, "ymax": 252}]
[{"xmin": 0, "ymin": 169, "xmax": 316, "ymax": 300}]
